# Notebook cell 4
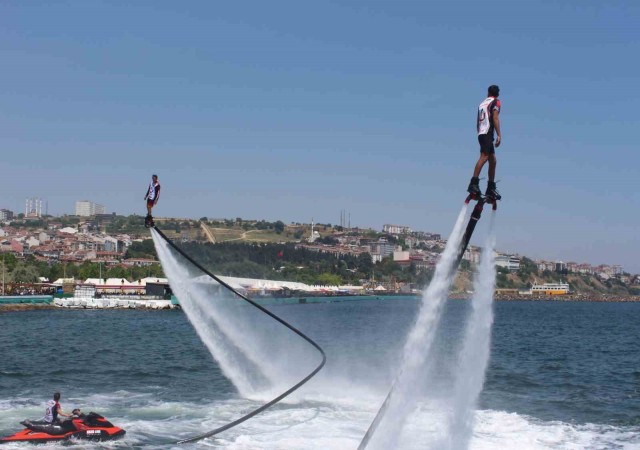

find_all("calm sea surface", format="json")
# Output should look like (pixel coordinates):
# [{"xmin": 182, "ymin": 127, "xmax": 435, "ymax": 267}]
[{"xmin": 1, "ymin": 299, "xmax": 639, "ymax": 449}]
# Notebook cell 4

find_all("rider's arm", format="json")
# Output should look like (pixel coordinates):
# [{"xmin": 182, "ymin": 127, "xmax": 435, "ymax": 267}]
[
  {"xmin": 154, "ymin": 185, "xmax": 161, "ymax": 204},
  {"xmin": 493, "ymin": 109, "xmax": 501, "ymax": 146},
  {"xmin": 57, "ymin": 405, "xmax": 70, "ymax": 417}
]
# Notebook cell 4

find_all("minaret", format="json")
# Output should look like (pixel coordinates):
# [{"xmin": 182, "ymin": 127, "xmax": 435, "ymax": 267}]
[{"xmin": 308, "ymin": 218, "xmax": 319, "ymax": 243}]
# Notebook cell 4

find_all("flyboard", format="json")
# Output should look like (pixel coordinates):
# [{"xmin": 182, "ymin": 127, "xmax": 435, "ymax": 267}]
[
  {"xmin": 144, "ymin": 215, "xmax": 154, "ymax": 228},
  {"xmin": 455, "ymin": 190, "xmax": 497, "ymax": 265},
  {"xmin": 357, "ymin": 189, "xmax": 498, "ymax": 450},
  {"xmin": 150, "ymin": 225, "xmax": 326, "ymax": 444}
]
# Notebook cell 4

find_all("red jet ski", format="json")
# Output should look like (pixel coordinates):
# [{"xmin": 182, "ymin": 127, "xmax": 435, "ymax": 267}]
[{"xmin": 1, "ymin": 412, "xmax": 125, "ymax": 444}]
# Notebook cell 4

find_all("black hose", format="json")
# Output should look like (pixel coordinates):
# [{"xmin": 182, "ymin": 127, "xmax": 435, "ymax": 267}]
[{"xmin": 151, "ymin": 226, "xmax": 327, "ymax": 445}]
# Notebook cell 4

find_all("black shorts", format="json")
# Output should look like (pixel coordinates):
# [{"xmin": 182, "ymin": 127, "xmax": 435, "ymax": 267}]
[{"xmin": 478, "ymin": 134, "xmax": 495, "ymax": 154}]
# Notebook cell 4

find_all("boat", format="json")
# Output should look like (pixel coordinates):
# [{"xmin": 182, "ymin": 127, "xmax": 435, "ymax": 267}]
[
  {"xmin": 0, "ymin": 412, "xmax": 125, "ymax": 444},
  {"xmin": 530, "ymin": 282, "xmax": 571, "ymax": 295}
]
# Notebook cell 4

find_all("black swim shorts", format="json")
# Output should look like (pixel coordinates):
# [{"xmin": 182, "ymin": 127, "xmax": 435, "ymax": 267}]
[{"xmin": 478, "ymin": 134, "xmax": 495, "ymax": 154}]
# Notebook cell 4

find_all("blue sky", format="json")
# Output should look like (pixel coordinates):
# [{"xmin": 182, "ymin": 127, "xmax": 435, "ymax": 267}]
[{"xmin": 1, "ymin": 1, "xmax": 639, "ymax": 272}]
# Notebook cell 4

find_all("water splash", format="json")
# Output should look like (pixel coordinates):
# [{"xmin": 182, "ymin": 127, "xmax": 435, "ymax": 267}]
[
  {"xmin": 445, "ymin": 211, "xmax": 497, "ymax": 450},
  {"xmin": 150, "ymin": 229, "xmax": 316, "ymax": 399},
  {"xmin": 360, "ymin": 204, "xmax": 469, "ymax": 450}
]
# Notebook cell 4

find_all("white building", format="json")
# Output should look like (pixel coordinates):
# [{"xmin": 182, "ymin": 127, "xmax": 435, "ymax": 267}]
[
  {"xmin": 371, "ymin": 238, "xmax": 397, "ymax": 259},
  {"xmin": 463, "ymin": 248, "xmax": 481, "ymax": 264},
  {"xmin": 76, "ymin": 201, "xmax": 106, "ymax": 217},
  {"xmin": 495, "ymin": 253, "xmax": 521, "ymax": 272},
  {"xmin": 383, "ymin": 224, "xmax": 412, "ymax": 235},
  {"xmin": 25, "ymin": 237, "xmax": 40, "ymax": 248},
  {"xmin": 26, "ymin": 198, "xmax": 45, "ymax": 217}
]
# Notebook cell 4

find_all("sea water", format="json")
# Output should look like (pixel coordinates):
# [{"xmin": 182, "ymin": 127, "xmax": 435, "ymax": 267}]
[{"xmin": 1, "ymin": 300, "xmax": 639, "ymax": 449}]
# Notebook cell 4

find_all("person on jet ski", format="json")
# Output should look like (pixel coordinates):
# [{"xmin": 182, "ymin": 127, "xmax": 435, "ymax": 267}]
[
  {"xmin": 45, "ymin": 392, "xmax": 71, "ymax": 425},
  {"xmin": 71, "ymin": 408, "xmax": 86, "ymax": 420},
  {"xmin": 52, "ymin": 409, "xmax": 85, "ymax": 433}
]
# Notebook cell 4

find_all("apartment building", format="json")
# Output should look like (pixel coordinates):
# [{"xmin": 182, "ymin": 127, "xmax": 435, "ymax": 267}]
[{"xmin": 75, "ymin": 201, "xmax": 106, "ymax": 217}]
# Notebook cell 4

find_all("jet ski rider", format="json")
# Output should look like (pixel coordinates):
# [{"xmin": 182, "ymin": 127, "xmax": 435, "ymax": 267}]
[{"xmin": 44, "ymin": 392, "xmax": 71, "ymax": 425}]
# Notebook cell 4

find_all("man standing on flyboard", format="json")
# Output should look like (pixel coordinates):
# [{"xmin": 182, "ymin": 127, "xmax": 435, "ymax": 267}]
[
  {"xmin": 144, "ymin": 174, "xmax": 160, "ymax": 228},
  {"xmin": 467, "ymin": 84, "xmax": 502, "ymax": 202}
]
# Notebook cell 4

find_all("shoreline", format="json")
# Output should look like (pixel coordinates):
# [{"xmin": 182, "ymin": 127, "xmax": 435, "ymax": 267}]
[
  {"xmin": 451, "ymin": 293, "xmax": 640, "ymax": 302},
  {"xmin": 2, "ymin": 293, "xmax": 640, "ymax": 312},
  {"xmin": 0, "ymin": 304, "xmax": 58, "ymax": 313}
]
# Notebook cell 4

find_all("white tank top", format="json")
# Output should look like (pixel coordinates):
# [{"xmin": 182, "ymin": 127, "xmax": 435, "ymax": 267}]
[
  {"xmin": 147, "ymin": 181, "xmax": 159, "ymax": 201},
  {"xmin": 44, "ymin": 400, "xmax": 56, "ymax": 422},
  {"xmin": 477, "ymin": 96, "xmax": 500, "ymax": 135}
]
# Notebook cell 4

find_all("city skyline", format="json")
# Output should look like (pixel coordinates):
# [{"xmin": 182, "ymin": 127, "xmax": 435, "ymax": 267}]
[
  {"xmin": 2, "ymin": 1, "xmax": 639, "ymax": 272},
  {"xmin": 0, "ymin": 209, "xmax": 633, "ymax": 276}
]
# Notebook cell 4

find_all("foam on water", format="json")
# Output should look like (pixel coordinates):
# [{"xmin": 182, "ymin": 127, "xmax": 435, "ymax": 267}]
[{"xmin": 1, "ymin": 388, "xmax": 639, "ymax": 449}]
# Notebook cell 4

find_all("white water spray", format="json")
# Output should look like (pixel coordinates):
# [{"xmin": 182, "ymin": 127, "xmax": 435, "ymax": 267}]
[
  {"xmin": 151, "ymin": 229, "xmax": 316, "ymax": 399},
  {"xmin": 445, "ymin": 212, "xmax": 497, "ymax": 450},
  {"xmin": 361, "ymin": 204, "xmax": 469, "ymax": 450}
]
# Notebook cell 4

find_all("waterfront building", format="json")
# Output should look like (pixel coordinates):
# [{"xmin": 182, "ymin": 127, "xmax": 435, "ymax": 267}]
[
  {"xmin": 75, "ymin": 200, "xmax": 106, "ymax": 217},
  {"xmin": 530, "ymin": 282, "xmax": 570, "ymax": 295}
]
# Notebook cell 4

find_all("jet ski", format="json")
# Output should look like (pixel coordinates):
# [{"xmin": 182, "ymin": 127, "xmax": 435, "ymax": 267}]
[{"xmin": 0, "ymin": 412, "xmax": 125, "ymax": 444}]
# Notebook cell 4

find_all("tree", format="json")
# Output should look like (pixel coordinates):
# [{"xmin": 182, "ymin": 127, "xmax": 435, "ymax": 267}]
[
  {"xmin": 107, "ymin": 266, "xmax": 127, "ymax": 279},
  {"xmin": 415, "ymin": 267, "xmax": 434, "ymax": 286},
  {"xmin": 2, "ymin": 253, "xmax": 18, "ymax": 271},
  {"xmin": 78, "ymin": 262, "xmax": 100, "ymax": 280},
  {"xmin": 11, "ymin": 263, "xmax": 39, "ymax": 283},
  {"xmin": 126, "ymin": 240, "xmax": 157, "ymax": 259},
  {"xmin": 519, "ymin": 256, "xmax": 538, "ymax": 276},
  {"xmin": 274, "ymin": 220, "xmax": 285, "ymax": 234},
  {"xmin": 317, "ymin": 273, "xmax": 342, "ymax": 286},
  {"xmin": 318, "ymin": 236, "xmax": 338, "ymax": 245},
  {"xmin": 356, "ymin": 253, "xmax": 374, "ymax": 276}
]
